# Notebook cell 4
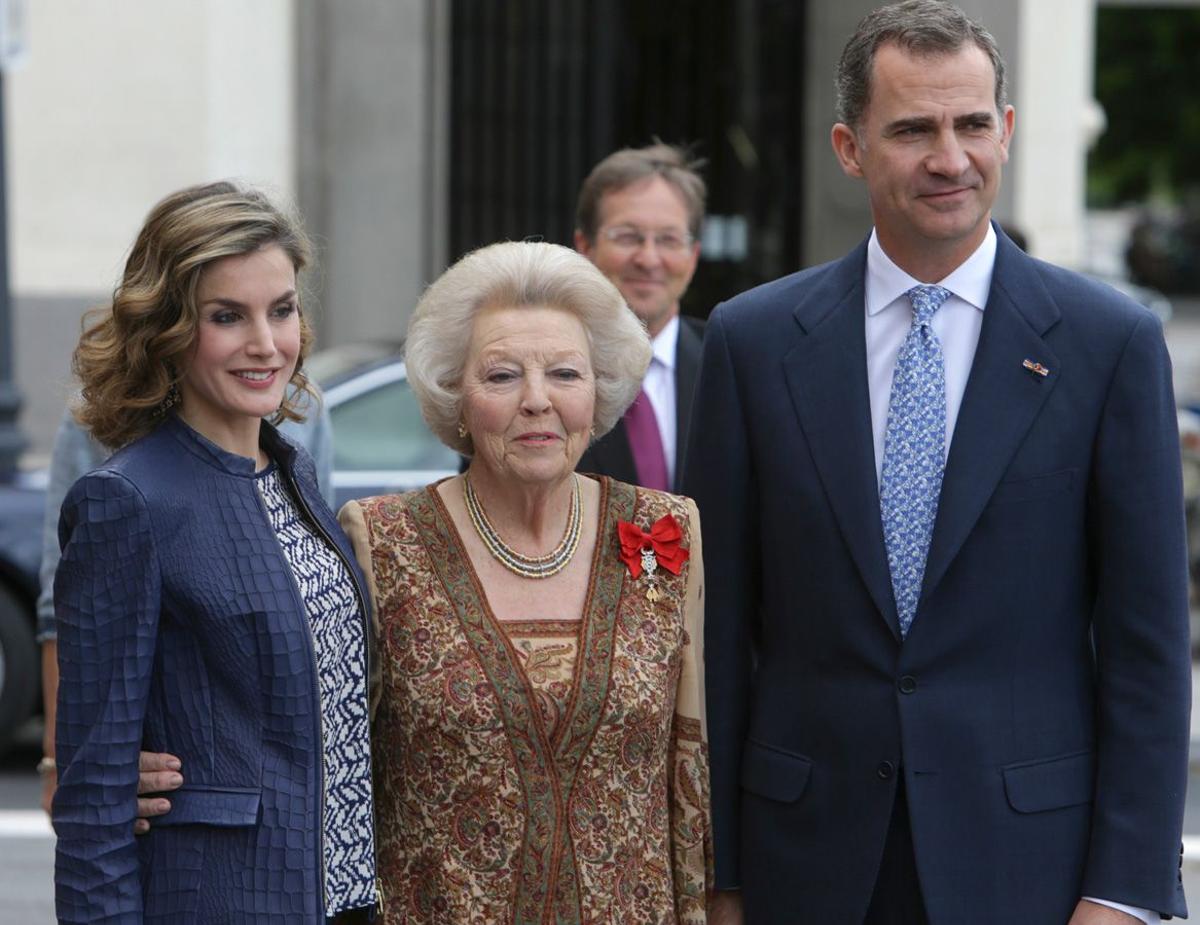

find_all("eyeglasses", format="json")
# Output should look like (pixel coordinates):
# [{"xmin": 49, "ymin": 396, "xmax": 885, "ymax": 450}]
[{"xmin": 599, "ymin": 226, "xmax": 695, "ymax": 253}]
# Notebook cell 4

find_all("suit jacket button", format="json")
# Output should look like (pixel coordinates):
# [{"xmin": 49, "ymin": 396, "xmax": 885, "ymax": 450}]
[
  {"xmin": 898, "ymin": 676, "xmax": 917, "ymax": 694},
  {"xmin": 876, "ymin": 760, "xmax": 896, "ymax": 780}
]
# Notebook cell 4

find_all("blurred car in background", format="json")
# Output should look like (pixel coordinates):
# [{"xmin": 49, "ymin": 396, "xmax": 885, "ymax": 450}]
[
  {"xmin": 0, "ymin": 342, "xmax": 457, "ymax": 753},
  {"xmin": 0, "ymin": 470, "xmax": 44, "ymax": 753},
  {"xmin": 306, "ymin": 342, "xmax": 459, "ymax": 508},
  {"xmin": 1127, "ymin": 205, "xmax": 1200, "ymax": 295},
  {"xmin": 1090, "ymin": 274, "xmax": 1174, "ymax": 325}
]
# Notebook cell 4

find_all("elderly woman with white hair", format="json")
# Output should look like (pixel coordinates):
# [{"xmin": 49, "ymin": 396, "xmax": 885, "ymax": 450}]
[{"xmin": 337, "ymin": 241, "xmax": 712, "ymax": 923}]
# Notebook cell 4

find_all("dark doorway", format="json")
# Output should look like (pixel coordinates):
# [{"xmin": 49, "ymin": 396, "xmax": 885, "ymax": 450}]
[{"xmin": 448, "ymin": 0, "xmax": 806, "ymax": 319}]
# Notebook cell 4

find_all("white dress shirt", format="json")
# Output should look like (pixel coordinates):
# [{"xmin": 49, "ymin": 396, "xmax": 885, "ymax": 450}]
[
  {"xmin": 864, "ymin": 225, "xmax": 1155, "ymax": 925},
  {"xmin": 642, "ymin": 314, "xmax": 679, "ymax": 486},
  {"xmin": 865, "ymin": 227, "xmax": 991, "ymax": 484}
]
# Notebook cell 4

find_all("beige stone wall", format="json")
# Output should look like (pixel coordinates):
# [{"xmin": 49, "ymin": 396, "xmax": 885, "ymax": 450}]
[
  {"xmin": 8, "ymin": 0, "xmax": 295, "ymax": 294},
  {"xmin": 802, "ymin": 0, "xmax": 1093, "ymax": 271},
  {"xmin": 5, "ymin": 0, "xmax": 295, "ymax": 454}
]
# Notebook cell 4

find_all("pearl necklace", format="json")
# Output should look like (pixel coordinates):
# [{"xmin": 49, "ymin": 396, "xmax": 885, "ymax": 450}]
[{"xmin": 463, "ymin": 475, "xmax": 582, "ymax": 579}]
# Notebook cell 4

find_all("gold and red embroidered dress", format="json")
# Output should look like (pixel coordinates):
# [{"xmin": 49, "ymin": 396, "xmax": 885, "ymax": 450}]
[{"xmin": 339, "ymin": 477, "xmax": 711, "ymax": 924}]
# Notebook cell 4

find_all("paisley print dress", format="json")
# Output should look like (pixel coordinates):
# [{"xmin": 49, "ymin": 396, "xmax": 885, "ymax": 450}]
[{"xmin": 339, "ymin": 477, "xmax": 712, "ymax": 924}]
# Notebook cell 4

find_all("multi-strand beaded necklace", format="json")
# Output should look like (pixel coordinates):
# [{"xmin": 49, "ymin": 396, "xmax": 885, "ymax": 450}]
[{"xmin": 463, "ymin": 475, "xmax": 582, "ymax": 579}]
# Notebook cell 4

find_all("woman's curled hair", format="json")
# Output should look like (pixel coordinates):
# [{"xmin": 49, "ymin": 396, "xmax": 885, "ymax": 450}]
[
  {"xmin": 73, "ymin": 180, "xmax": 316, "ymax": 448},
  {"xmin": 405, "ymin": 241, "xmax": 652, "ymax": 456}
]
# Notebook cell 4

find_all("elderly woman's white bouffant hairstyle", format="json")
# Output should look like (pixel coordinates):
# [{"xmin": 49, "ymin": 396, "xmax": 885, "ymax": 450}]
[{"xmin": 405, "ymin": 241, "xmax": 653, "ymax": 455}]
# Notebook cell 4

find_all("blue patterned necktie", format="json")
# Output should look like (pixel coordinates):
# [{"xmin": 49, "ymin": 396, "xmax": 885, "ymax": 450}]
[{"xmin": 880, "ymin": 284, "xmax": 952, "ymax": 638}]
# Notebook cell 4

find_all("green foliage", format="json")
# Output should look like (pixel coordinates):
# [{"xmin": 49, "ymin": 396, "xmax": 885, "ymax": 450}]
[{"xmin": 1088, "ymin": 8, "xmax": 1200, "ymax": 207}]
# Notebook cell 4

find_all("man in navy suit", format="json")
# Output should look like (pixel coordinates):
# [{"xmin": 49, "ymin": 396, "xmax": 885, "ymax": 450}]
[
  {"xmin": 574, "ymin": 144, "xmax": 706, "ymax": 492},
  {"xmin": 688, "ymin": 3, "xmax": 1190, "ymax": 923}
]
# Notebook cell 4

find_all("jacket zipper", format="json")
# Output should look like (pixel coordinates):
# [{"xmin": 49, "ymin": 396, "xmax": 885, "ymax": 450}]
[{"xmin": 280, "ymin": 466, "xmax": 382, "ymax": 916}]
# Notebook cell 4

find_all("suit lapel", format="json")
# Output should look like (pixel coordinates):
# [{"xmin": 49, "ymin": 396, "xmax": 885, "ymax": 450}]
[
  {"xmin": 673, "ymin": 318, "xmax": 703, "ymax": 493},
  {"xmin": 920, "ymin": 236, "xmax": 1061, "ymax": 605},
  {"xmin": 784, "ymin": 244, "xmax": 901, "ymax": 637},
  {"xmin": 582, "ymin": 422, "xmax": 638, "ymax": 485}
]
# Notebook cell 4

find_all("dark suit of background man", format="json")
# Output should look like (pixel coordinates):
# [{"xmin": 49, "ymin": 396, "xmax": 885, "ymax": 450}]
[
  {"xmin": 574, "ymin": 144, "xmax": 705, "ymax": 492},
  {"xmin": 688, "ymin": 2, "xmax": 1190, "ymax": 924}
]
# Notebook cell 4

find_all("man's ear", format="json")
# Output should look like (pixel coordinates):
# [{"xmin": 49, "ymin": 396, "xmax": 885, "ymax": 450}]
[
  {"xmin": 573, "ymin": 229, "xmax": 592, "ymax": 257},
  {"xmin": 998, "ymin": 104, "xmax": 1015, "ymax": 163},
  {"xmin": 831, "ymin": 122, "xmax": 865, "ymax": 179}
]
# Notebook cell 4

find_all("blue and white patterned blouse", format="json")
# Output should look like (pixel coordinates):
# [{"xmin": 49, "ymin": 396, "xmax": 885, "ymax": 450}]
[{"xmin": 257, "ymin": 467, "xmax": 377, "ymax": 917}]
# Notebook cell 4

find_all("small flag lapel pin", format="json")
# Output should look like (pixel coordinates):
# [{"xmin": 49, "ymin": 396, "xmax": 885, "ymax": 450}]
[{"xmin": 1022, "ymin": 359, "xmax": 1050, "ymax": 378}]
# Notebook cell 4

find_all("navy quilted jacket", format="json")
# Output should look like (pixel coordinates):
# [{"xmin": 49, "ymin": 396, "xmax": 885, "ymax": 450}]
[{"xmin": 53, "ymin": 415, "xmax": 373, "ymax": 924}]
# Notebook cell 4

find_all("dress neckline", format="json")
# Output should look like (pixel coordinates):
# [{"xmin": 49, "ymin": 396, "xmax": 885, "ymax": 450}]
[
  {"xmin": 420, "ymin": 475, "xmax": 633, "ymax": 756},
  {"xmin": 426, "ymin": 475, "xmax": 610, "ymax": 627}
]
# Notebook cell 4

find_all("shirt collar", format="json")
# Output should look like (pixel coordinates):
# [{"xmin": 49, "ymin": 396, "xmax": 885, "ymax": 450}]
[
  {"xmin": 865, "ymin": 224, "xmax": 997, "ymax": 316},
  {"xmin": 650, "ymin": 313, "xmax": 679, "ymax": 371}
]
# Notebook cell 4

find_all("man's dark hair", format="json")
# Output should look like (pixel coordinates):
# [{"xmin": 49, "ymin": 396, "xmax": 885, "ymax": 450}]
[
  {"xmin": 835, "ymin": 0, "xmax": 1007, "ymax": 129},
  {"xmin": 575, "ymin": 143, "xmax": 707, "ymax": 241}
]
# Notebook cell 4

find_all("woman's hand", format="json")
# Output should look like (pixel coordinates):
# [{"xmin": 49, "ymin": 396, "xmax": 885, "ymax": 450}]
[{"xmin": 134, "ymin": 751, "xmax": 183, "ymax": 835}]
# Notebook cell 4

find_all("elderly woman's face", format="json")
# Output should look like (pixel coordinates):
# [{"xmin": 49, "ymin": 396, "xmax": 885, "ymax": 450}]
[{"xmin": 462, "ymin": 304, "xmax": 595, "ymax": 487}]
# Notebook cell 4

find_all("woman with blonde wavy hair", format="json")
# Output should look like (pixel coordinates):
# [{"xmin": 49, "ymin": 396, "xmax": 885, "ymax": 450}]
[{"xmin": 52, "ymin": 180, "xmax": 378, "ymax": 924}]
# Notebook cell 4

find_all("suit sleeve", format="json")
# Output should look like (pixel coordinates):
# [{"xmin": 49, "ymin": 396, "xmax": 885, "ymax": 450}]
[
  {"xmin": 1081, "ymin": 311, "xmax": 1191, "ymax": 918},
  {"xmin": 682, "ymin": 306, "xmax": 760, "ymax": 890},
  {"xmin": 670, "ymin": 498, "xmax": 713, "ymax": 921},
  {"xmin": 53, "ymin": 470, "xmax": 161, "ymax": 924}
]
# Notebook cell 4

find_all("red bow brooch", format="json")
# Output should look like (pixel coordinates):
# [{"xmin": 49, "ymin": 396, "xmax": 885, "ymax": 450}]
[{"xmin": 617, "ymin": 514, "xmax": 689, "ymax": 590}]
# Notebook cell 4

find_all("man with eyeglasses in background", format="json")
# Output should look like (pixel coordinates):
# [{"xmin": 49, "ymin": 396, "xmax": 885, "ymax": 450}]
[{"xmin": 573, "ymin": 143, "xmax": 705, "ymax": 492}]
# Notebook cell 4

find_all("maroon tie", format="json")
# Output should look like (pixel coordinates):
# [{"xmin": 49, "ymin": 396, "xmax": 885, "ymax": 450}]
[{"xmin": 623, "ymin": 389, "xmax": 669, "ymax": 491}]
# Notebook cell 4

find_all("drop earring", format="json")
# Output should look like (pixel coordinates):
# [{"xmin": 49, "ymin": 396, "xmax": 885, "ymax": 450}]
[{"xmin": 158, "ymin": 382, "xmax": 181, "ymax": 415}]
